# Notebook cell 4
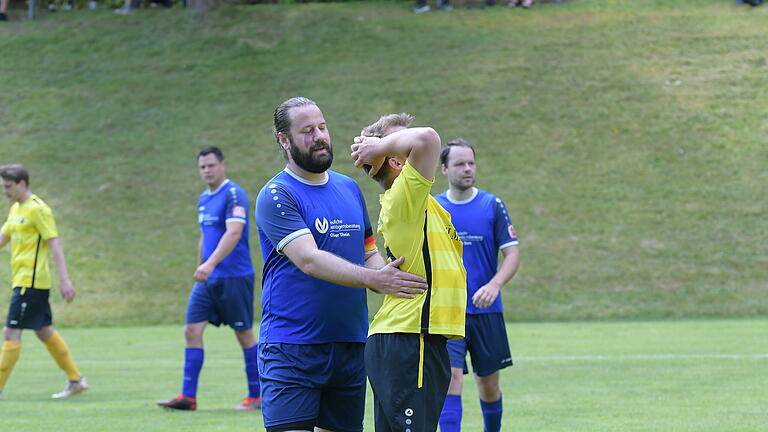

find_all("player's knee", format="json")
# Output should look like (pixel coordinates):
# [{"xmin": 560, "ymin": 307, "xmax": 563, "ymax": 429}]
[
  {"xmin": 476, "ymin": 373, "xmax": 501, "ymax": 400},
  {"xmin": 3, "ymin": 327, "xmax": 21, "ymax": 341},
  {"xmin": 34, "ymin": 326, "xmax": 54, "ymax": 341},
  {"xmin": 450, "ymin": 368, "xmax": 464, "ymax": 382},
  {"xmin": 234, "ymin": 329, "xmax": 256, "ymax": 348},
  {"xmin": 184, "ymin": 324, "xmax": 205, "ymax": 345}
]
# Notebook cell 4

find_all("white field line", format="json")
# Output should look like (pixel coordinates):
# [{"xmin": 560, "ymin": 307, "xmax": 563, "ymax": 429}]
[
  {"xmin": 517, "ymin": 353, "xmax": 768, "ymax": 361},
  {"xmin": 16, "ymin": 353, "xmax": 768, "ymax": 367}
]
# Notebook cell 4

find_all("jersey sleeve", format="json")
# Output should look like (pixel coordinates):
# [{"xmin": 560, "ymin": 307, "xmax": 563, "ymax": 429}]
[
  {"xmin": 225, "ymin": 185, "xmax": 250, "ymax": 224},
  {"xmin": 383, "ymin": 161, "xmax": 433, "ymax": 224},
  {"xmin": 355, "ymin": 184, "xmax": 377, "ymax": 255},
  {"xmin": 32, "ymin": 206, "xmax": 59, "ymax": 241},
  {"xmin": 493, "ymin": 196, "xmax": 518, "ymax": 250},
  {"xmin": 256, "ymin": 183, "xmax": 310, "ymax": 254}
]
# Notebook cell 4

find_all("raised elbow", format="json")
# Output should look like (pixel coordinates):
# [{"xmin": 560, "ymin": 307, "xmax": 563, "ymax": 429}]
[{"xmin": 417, "ymin": 127, "xmax": 441, "ymax": 150}]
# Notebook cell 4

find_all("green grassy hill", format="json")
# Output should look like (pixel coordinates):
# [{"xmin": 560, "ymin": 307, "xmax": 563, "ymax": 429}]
[{"xmin": 1, "ymin": 0, "xmax": 766, "ymax": 326}]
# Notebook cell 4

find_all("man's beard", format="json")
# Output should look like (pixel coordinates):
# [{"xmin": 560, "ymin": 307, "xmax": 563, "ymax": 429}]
[
  {"xmin": 450, "ymin": 176, "xmax": 475, "ymax": 191},
  {"xmin": 289, "ymin": 136, "xmax": 334, "ymax": 174}
]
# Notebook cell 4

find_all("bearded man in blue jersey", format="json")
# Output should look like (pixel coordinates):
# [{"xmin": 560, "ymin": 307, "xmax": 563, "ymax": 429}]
[
  {"xmin": 157, "ymin": 146, "xmax": 261, "ymax": 411},
  {"xmin": 434, "ymin": 139, "xmax": 521, "ymax": 432},
  {"xmin": 255, "ymin": 97, "xmax": 427, "ymax": 432}
]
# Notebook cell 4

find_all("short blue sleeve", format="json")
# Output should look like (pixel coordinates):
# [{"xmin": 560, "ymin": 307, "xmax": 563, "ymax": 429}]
[
  {"xmin": 256, "ymin": 183, "xmax": 310, "ymax": 253},
  {"xmin": 225, "ymin": 185, "xmax": 250, "ymax": 224},
  {"xmin": 493, "ymin": 196, "xmax": 519, "ymax": 250}
]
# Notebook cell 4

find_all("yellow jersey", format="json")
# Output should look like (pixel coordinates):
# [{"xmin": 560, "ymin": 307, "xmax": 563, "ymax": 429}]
[
  {"xmin": 1, "ymin": 194, "xmax": 58, "ymax": 289},
  {"xmin": 369, "ymin": 162, "xmax": 466, "ymax": 339}
]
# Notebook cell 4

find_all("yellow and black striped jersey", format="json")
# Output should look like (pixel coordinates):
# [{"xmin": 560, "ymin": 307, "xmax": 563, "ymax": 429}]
[
  {"xmin": 369, "ymin": 162, "xmax": 466, "ymax": 339},
  {"xmin": 1, "ymin": 194, "xmax": 58, "ymax": 289}
]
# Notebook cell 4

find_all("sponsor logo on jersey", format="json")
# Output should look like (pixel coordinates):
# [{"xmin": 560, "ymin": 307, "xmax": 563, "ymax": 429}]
[
  {"xmin": 457, "ymin": 231, "xmax": 483, "ymax": 246},
  {"xmin": 315, "ymin": 217, "xmax": 329, "ymax": 234},
  {"xmin": 315, "ymin": 217, "xmax": 362, "ymax": 238},
  {"xmin": 199, "ymin": 213, "xmax": 220, "ymax": 225}
]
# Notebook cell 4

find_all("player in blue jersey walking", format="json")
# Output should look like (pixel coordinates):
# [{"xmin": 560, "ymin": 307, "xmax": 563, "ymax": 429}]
[
  {"xmin": 434, "ymin": 139, "xmax": 520, "ymax": 432},
  {"xmin": 255, "ymin": 97, "xmax": 427, "ymax": 432},
  {"xmin": 157, "ymin": 146, "xmax": 261, "ymax": 411}
]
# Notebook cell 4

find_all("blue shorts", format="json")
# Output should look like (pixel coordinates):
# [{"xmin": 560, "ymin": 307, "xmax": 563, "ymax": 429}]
[
  {"xmin": 185, "ymin": 274, "xmax": 254, "ymax": 330},
  {"xmin": 258, "ymin": 342, "xmax": 366, "ymax": 432},
  {"xmin": 447, "ymin": 312, "xmax": 513, "ymax": 377}
]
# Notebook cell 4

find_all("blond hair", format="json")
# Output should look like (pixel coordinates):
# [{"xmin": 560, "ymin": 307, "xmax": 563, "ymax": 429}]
[{"xmin": 361, "ymin": 113, "xmax": 413, "ymax": 138}]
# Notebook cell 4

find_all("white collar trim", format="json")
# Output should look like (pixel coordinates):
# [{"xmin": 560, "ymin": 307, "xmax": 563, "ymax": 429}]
[
  {"xmin": 445, "ymin": 187, "xmax": 478, "ymax": 204},
  {"xmin": 205, "ymin": 179, "xmax": 230, "ymax": 195},
  {"xmin": 284, "ymin": 168, "xmax": 329, "ymax": 186}
]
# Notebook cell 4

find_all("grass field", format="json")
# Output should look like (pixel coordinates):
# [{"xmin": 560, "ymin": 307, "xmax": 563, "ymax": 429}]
[
  {"xmin": 0, "ymin": 319, "xmax": 766, "ymax": 431},
  {"xmin": 1, "ymin": 0, "xmax": 766, "ymax": 325}
]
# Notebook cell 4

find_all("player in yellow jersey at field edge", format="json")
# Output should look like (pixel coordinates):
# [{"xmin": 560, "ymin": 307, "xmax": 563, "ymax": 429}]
[
  {"xmin": 351, "ymin": 113, "xmax": 467, "ymax": 432},
  {"xmin": 0, "ymin": 164, "xmax": 88, "ymax": 400}
]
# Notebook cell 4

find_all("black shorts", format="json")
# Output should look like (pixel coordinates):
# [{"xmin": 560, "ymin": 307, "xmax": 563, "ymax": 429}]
[
  {"xmin": 365, "ymin": 333, "xmax": 450, "ymax": 432},
  {"xmin": 6, "ymin": 287, "xmax": 52, "ymax": 330}
]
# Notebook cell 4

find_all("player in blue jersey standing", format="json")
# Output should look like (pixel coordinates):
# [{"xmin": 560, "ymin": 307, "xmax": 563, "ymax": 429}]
[
  {"xmin": 434, "ymin": 139, "xmax": 520, "ymax": 432},
  {"xmin": 157, "ymin": 146, "xmax": 261, "ymax": 411},
  {"xmin": 255, "ymin": 97, "xmax": 428, "ymax": 432}
]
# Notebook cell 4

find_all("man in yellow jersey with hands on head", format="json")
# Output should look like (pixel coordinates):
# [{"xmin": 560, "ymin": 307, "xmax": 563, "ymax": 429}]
[
  {"xmin": 351, "ymin": 114, "xmax": 467, "ymax": 432},
  {"xmin": 0, "ymin": 164, "xmax": 88, "ymax": 400}
]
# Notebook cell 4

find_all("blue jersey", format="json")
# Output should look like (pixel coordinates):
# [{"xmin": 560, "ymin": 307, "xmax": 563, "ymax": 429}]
[
  {"xmin": 435, "ymin": 188, "xmax": 518, "ymax": 314},
  {"xmin": 255, "ymin": 169, "xmax": 374, "ymax": 344},
  {"xmin": 198, "ymin": 179, "xmax": 253, "ymax": 278}
]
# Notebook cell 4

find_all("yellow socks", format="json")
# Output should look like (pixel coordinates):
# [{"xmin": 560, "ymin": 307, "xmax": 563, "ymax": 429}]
[
  {"xmin": 44, "ymin": 332, "xmax": 81, "ymax": 381},
  {"xmin": 0, "ymin": 341, "xmax": 22, "ymax": 392}
]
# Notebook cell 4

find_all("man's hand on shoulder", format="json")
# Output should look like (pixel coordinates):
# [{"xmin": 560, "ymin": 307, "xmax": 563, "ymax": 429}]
[{"xmin": 371, "ymin": 256, "xmax": 427, "ymax": 298}]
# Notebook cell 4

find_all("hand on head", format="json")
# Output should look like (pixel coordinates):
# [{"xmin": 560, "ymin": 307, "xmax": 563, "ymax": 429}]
[{"xmin": 350, "ymin": 135, "xmax": 386, "ymax": 177}]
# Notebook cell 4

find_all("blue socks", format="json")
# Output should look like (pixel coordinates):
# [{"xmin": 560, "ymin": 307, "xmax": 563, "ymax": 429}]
[
  {"xmin": 181, "ymin": 347, "xmax": 204, "ymax": 398},
  {"xmin": 180, "ymin": 346, "xmax": 260, "ymax": 399},
  {"xmin": 439, "ymin": 394, "xmax": 463, "ymax": 432},
  {"xmin": 480, "ymin": 394, "xmax": 503, "ymax": 432},
  {"xmin": 243, "ymin": 345, "xmax": 260, "ymax": 398}
]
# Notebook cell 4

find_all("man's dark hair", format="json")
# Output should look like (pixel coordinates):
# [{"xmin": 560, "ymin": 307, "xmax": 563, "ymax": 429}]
[
  {"xmin": 197, "ymin": 146, "xmax": 224, "ymax": 162},
  {"xmin": 274, "ymin": 97, "xmax": 317, "ymax": 138},
  {"xmin": 273, "ymin": 97, "xmax": 318, "ymax": 160},
  {"xmin": 440, "ymin": 138, "xmax": 476, "ymax": 166},
  {"xmin": 0, "ymin": 164, "xmax": 30, "ymax": 185}
]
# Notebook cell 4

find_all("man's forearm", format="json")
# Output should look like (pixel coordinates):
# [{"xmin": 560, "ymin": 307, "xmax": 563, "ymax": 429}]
[
  {"xmin": 378, "ymin": 127, "xmax": 440, "ymax": 159},
  {"xmin": 48, "ymin": 238, "xmax": 71, "ymax": 283},
  {"xmin": 489, "ymin": 247, "xmax": 520, "ymax": 288},
  {"xmin": 203, "ymin": 230, "xmax": 240, "ymax": 268},
  {"xmin": 364, "ymin": 251, "xmax": 387, "ymax": 270},
  {"xmin": 293, "ymin": 247, "xmax": 378, "ymax": 289}
]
